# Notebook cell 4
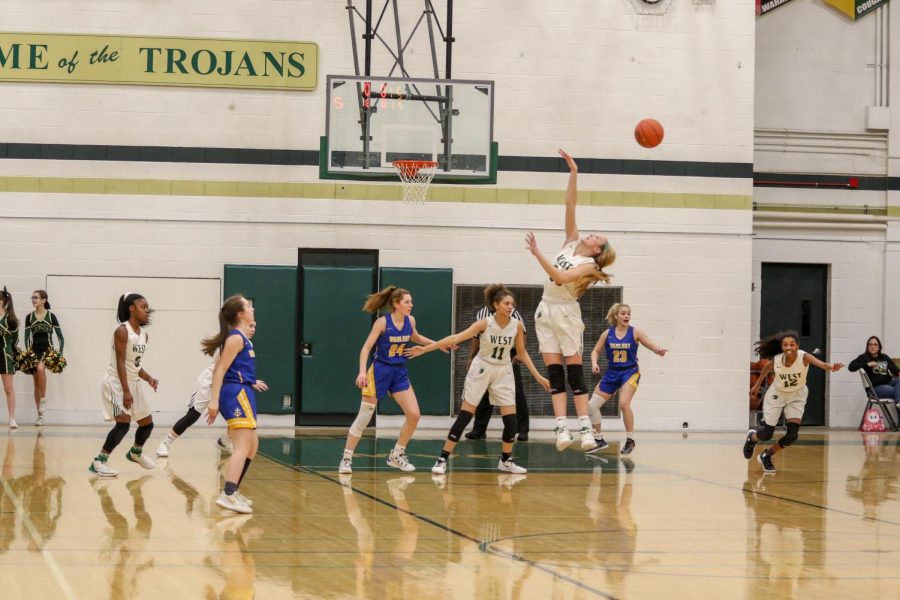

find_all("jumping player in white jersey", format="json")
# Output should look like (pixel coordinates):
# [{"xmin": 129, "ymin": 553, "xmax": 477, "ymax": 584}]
[
  {"xmin": 89, "ymin": 293, "xmax": 160, "ymax": 477},
  {"xmin": 406, "ymin": 285, "xmax": 550, "ymax": 475},
  {"xmin": 156, "ymin": 321, "xmax": 268, "ymax": 458},
  {"xmin": 744, "ymin": 330, "xmax": 843, "ymax": 473},
  {"xmin": 525, "ymin": 149, "xmax": 617, "ymax": 452}
]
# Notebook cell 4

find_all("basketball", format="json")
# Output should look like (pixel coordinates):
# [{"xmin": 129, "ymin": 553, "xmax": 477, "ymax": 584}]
[{"xmin": 635, "ymin": 118, "xmax": 664, "ymax": 148}]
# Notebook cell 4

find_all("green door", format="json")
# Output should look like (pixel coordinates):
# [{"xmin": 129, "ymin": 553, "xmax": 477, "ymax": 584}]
[
  {"xmin": 223, "ymin": 265, "xmax": 297, "ymax": 414},
  {"xmin": 298, "ymin": 250, "xmax": 378, "ymax": 425}
]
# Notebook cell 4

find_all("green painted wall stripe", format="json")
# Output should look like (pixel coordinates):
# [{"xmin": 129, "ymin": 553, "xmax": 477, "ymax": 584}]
[{"xmin": 0, "ymin": 175, "xmax": 750, "ymax": 209}]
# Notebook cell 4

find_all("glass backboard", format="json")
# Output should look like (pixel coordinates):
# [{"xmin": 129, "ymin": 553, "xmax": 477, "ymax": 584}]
[{"xmin": 324, "ymin": 75, "xmax": 495, "ymax": 180}]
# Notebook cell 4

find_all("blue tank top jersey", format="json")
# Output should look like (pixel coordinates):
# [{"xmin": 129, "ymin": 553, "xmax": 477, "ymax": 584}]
[
  {"xmin": 223, "ymin": 329, "xmax": 256, "ymax": 385},
  {"xmin": 605, "ymin": 326, "xmax": 638, "ymax": 370},
  {"xmin": 374, "ymin": 315, "xmax": 412, "ymax": 365}
]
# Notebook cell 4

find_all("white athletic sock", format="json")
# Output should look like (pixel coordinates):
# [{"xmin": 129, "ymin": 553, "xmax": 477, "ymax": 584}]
[
  {"xmin": 626, "ymin": 432, "xmax": 635, "ymax": 441},
  {"xmin": 578, "ymin": 416, "xmax": 592, "ymax": 431},
  {"xmin": 343, "ymin": 449, "xmax": 353, "ymax": 460},
  {"xmin": 165, "ymin": 433, "xmax": 177, "ymax": 445},
  {"xmin": 393, "ymin": 443, "xmax": 406, "ymax": 455},
  {"xmin": 555, "ymin": 416, "xmax": 567, "ymax": 430}
]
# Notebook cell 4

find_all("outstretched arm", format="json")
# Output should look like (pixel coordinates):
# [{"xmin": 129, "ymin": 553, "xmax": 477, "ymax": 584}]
[
  {"xmin": 525, "ymin": 232, "xmax": 596, "ymax": 284},
  {"xmin": 514, "ymin": 323, "xmax": 550, "ymax": 391},
  {"xmin": 408, "ymin": 316, "xmax": 453, "ymax": 353},
  {"xmin": 406, "ymin": 321, "xmax": 486, "ymax": 358},
  {"xmin": 804, "ymin": 352, "xmax": 843, "ymax": 373},
  {"xmin": 560, "ymin": 149, "xmax": 580, "ymax": 245},
  {"xmin": 635, "ymin": 328, "xmax": 667, "ymax": 357}
]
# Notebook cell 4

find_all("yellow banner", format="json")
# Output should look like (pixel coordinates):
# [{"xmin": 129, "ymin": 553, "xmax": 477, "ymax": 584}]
[{"xmin": 0, "ymin": 33, "xmax": 317, "ymax": 90}]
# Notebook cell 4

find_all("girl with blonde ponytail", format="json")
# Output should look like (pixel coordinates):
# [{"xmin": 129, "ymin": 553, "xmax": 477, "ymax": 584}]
[
  {"xmin": 338, "ymin": 286, "xmax": 443, "ymax": 475},
  {"xmin": 525, "ymin": 149, "xmax": 616, "ymax": 453}
]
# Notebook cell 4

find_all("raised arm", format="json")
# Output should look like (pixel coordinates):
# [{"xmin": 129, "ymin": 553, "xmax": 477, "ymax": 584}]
[
  {"xmin": 559, "ymin": 149, "xmax": 580, "ymax": 245},
  {"xmin": 514, "ymin": 322, "xmax": 550, "ymax": 391},
  {"xmin": 355, "ymin": 317, "xmax": 386, "ymax": 389},
  {"xmin": 635, "ymin": 328, "xmax": 667, "ymax": 357},
  {"xmin": 406, "ymin": 320, "xmax": 487, "ymax": 358},
  {"xmin": 207, "ymin": 334, "xmax": 244, "ymax": 424},
  {"xmin": 590, "ymin": 329, "xmax": 610, "ymax": 374},
  {"xmin": 803, "ymin": 352, "xmax": 843, "ymax": 373},
  {"xmin": 525, "ymin": 232, "xmax": 597, "ymax": 285}
]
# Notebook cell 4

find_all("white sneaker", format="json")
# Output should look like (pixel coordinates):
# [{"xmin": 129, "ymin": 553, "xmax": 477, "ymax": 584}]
[
  {"xmin": 554, "ymin": 427, "xmax": 573, "ymax": 451},
  {"xmin": 431, "ymin": 474, "xmax": 447, "ymax": 489},
  {"xmin": 432, "ymin": 458, "xmax": 447, "ymax": 475},
  {"xmin": 8, "ymin": 419, "xmax": 17, "ymax": 430},
  {"xmin": 216, "ymin": 436, "xmax": 234, "ymax": 454},
  {"xmin": 216, "ymin": 492, "xmax": 253, "ymax": 514},
  {"xmin": 156, "ymin": 441, "xmax": 170, "ymax": 457},
  {"xmin": 498, "ymin": 459, "xmax": 527, "ymax": 474},
  {"xmin": 338, "ymin": 457, "xmax": 353, "ymax": 474},
  {"xmin": 385, "ymin": 476, "xmax": 415, "ymax": 496},
  {"xmin": 235, "ymin": 491, "xmax": 253, "ymax": 507},
  {"xmin": 497, "ymin": 473, "xmax": 528, "ymax": 488},
  {"xmin": 34, "ymin": 415, "xmax": 43, "ymax": 426},
  {"xmin": 89, "ymin": 457, "xmax": 118, "ymax": 477},
  {"xmin": 579, "ymin": 428, "xmax": 598, "ymax": 451},
  {"xmin": 387, "ymin": 450, "xmax": 416, "ymax": 472},
  {"xmin": 126, "ymin": 449, "xmax": 156, "ymax": 470}
]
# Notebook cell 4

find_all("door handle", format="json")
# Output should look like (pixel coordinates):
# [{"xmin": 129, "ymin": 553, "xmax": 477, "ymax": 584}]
[{"xmin": 301, "ymin": 342, "xmax": 313, "ymax": 356}]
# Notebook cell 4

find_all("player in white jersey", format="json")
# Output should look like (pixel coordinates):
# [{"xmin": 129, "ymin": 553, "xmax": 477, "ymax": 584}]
[
  {"xmin": 156, "ymin": 321, "xmax": 268, "ymax": 458},
  {"xmin": 744, "ymin": 330, "xmax": 843, "ymax": 473},
  {"xmin": 525, "ymin": 149, "xmax": 617, "ymax": 452},
  {"xmin": 406, "ymin": 285, "xmax": 550, "ymax": 475},
  {"xmin": 89, "ymin": 293, "xmax": 160, "ymax": 477}
]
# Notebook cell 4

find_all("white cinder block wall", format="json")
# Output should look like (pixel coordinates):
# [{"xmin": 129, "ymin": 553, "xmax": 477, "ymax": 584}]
[{"xmin": 0, "ymin": 1, "xmax": 757, "ymax": 429}]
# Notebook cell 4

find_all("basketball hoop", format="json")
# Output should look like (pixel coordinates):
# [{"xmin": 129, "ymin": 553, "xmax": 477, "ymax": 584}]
[{"xmin": 393, "ymin": 160, "xmax": 437, "ymax": 205}]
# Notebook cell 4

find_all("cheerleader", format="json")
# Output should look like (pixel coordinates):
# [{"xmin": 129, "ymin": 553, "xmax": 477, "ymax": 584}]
[
  {"xmin": 24, "ymin": 290, "xmax": 64, "ymax": 426},
  {"xmin": 156, "ymin": 320, "xmax": 268, "ymax": 458},
  {"xmin": 525, "ymin": 149, "xmax": 616, "ymax": 452},
  {"xmin": 89, "ymin": 293, "xmax": 159, "ymax": 477},
  {"xmin": 206, "ymin": 295, "xmax": 259, "ymax": 514},
  {"xmin": 406, "ymin": 285, "xmax": 550, "ymax": 475},
  {"xmin": 0, "ymin": 287, "xmax": 19, "ymax": 429}
]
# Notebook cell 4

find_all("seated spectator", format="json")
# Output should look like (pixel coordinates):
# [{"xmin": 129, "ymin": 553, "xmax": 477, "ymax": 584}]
[{"xmin": 849, "ymin": 336, "xmax": 900, "ymax": 406}]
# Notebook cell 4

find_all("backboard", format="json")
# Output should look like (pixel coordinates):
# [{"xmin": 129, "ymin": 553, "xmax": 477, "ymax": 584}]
[{"xmin": 323, "ymin": 75, "xmax": 495, "ymax": 181}]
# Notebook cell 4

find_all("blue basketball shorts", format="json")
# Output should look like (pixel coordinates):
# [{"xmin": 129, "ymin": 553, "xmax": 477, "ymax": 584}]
[
  {"xmin": 361, "ymin": 361, "xmax": 411, "ymax": 400},
  {"xmin": 598, "ymin": 367, "xmax": 641, "ymax": 395}
]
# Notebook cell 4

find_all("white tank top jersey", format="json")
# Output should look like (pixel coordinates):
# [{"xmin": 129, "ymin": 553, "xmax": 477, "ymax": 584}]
[
  {"xmin": 106, "ymin": 321, "xmax": 147, "ymax": 381},
  {"xmin": 542, "ymin": 241, "xmax": 597, "ymax": 301},
  {"xmin": 772, "ymin": 350, "xmax": 808, "ymax": 392},
  {"xmin": 477, "ymin": 315, "xmax": 519, "ymax": 365}
]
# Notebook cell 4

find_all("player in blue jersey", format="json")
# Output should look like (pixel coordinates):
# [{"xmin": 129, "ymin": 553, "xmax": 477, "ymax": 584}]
[
  {"xmin": 339, "ymin": 286, "xmax": 443, "ymax": 475},
  {"xmin": 588, "ymin": 303, "xmax": 667, "ymax": 455},
  {"xmin": 206, "ymin": 295, "xmax": 258, "ymax": 514}
]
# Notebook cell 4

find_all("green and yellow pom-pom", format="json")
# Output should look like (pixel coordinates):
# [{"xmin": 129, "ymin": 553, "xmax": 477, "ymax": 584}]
[
  {"xmin": 42, "ymin": 350, "xmax": 67, "ymax": 374},
  {"xmin": 16, "ymin": 349, "xmax": 39, "ymax": 374}
]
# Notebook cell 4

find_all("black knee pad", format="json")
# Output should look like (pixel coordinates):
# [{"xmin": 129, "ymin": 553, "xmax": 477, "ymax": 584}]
[
  {"xmin": 172, "ymin": 408, "xmax": 202, "ymax": 436},
  {"xmin": 547, "ymin": 364, "xmax": 566, "ymax": 395},
  {"xmin": 566, "ymin": 364, "xmax": 587, "ymax": 395},
  {"xmin": 501, "ymin": 414, "xmax": 518, "ymax": 443},
  {"xmin": 448, "ymin": 410, "xmax": 474, "ymax": 442},
  {"xmin": 778, "ymin": 422, "xmax": 800, "ymax": 448},
  {"xmin": 103, "ymin": 421, "xmax": 131, "ymax": 453},
  {"xmin": 135, "ymin": 421, "xmax": 154, "ymax": 446},
  {"xmin": 756, "ymin": 422, "xmax": 775, "ymax": 441}
]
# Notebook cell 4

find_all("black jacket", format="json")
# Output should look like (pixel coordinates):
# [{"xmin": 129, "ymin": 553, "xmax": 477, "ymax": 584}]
[{"xmin": 848, "ymin": 352, "xmax": 900, "ymax": 387}]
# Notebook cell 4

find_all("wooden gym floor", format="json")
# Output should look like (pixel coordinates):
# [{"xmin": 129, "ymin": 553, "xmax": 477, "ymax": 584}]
[{"xmin": 0, "ymin": 427, "xmax": 898, "ymax": 599}]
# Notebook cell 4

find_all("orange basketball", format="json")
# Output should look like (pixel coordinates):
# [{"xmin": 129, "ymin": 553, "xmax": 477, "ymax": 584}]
[{"xmin": 634, "ymin": 118, "xmax": 664, "ymax": 148}]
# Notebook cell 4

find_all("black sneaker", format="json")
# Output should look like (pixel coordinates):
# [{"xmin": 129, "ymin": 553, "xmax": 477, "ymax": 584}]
[
  {"xmin": 621, "ymin": 438, "xmax": 635, "ymax": 455},
  {"xmin": 742, "ymin": 430, "xmax": 757, "ymax": 460},
  {"xmin": 758, "ymin": 450, "xmax": 776, "ymax": 474},
  {"xmin": 465, "ymin": 431, "xmax": 486, "ymax": 440}
]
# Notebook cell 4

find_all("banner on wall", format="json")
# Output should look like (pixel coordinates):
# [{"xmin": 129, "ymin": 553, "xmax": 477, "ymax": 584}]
[
  {"xmin": 756, "ymin": 0, "xmax": 799, "ymax": 15},
  {"xmin": 0, "ymin": 33, "xmax": 317, "ymax": 90},
  {"xmin": 824, "ymin": 0, "xmax": 891, "ymax": 20}
]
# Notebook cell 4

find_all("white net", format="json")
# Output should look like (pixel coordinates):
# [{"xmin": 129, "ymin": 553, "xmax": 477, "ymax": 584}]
[{"xmin": 393, "ymin": 160, "xmax": 437, "ymax": 204}]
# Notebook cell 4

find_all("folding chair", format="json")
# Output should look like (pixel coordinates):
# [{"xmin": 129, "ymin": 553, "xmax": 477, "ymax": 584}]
[{"xmin": 858, "ymin": 370, "xmax": 899, "ymax": 432}]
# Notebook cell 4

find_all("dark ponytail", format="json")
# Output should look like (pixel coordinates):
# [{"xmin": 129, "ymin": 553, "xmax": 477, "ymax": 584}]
[
  {"xmin": 201, "ymin": 295, "xmax": 247, "ymax": 357},
  {"xmin": 117, "ymin": 292, "xmax": 146, "ymax": 324},
  {"xmin": 755, "ymin": 330, "xmax": 799, "ymax": 360},
  {"xmin": 483, "ymin": 284, "xmax": 513, "ymax": 309},
  {"xmin": 1, "ymin": 287, "xmax": 17, "ymax": 330}
]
